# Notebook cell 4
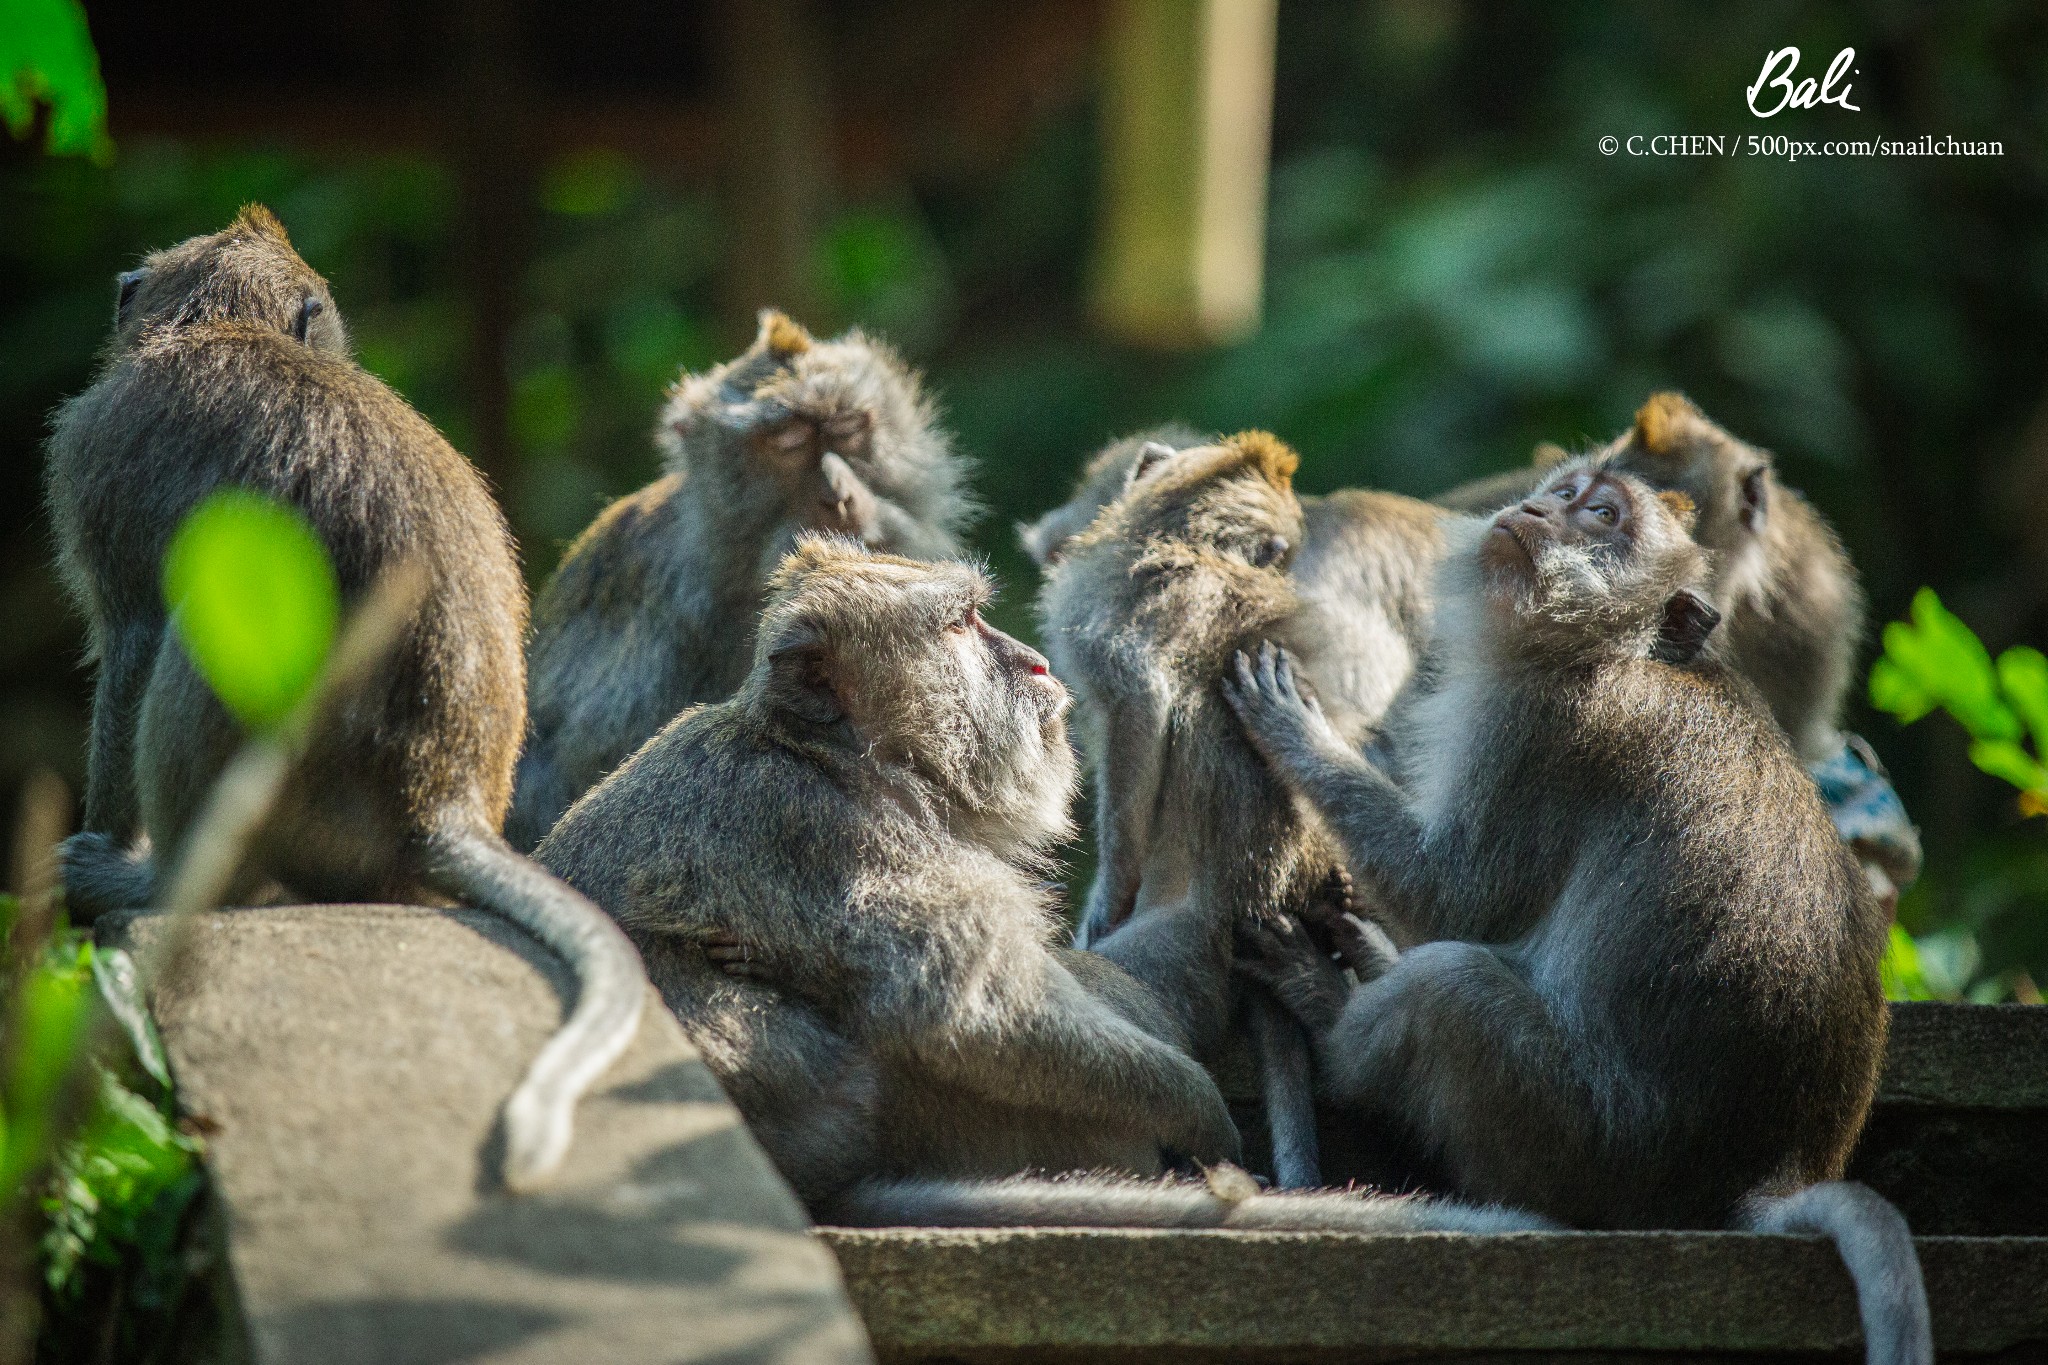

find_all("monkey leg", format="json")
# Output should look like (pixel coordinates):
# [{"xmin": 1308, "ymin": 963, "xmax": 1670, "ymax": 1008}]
[
  {"xmin": 81, "ymin": 619, "xmax": 163, "ymax": 841},
  {"xmin": 1321, "ymin": 940, "xmax": 1618, "ymax": 1224},
  {"xmin": 1088, "ymin": 901, "xmax": 1233, "ymax": 1055},
  {"xmin": 880, "ymin": 959, "xmax": 1242, "ymax": 1168}
]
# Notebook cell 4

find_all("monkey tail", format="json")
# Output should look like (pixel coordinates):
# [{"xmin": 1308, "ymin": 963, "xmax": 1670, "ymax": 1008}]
[
  {"xmin": 1245, "ymin": 991, "xmax": 1321, "ymax": 1189},
  {"xmin": 422, "ymin": 824, "xmax": 648, "ymax": 1192},
  {"xmin": 1734, "ymin": 1181, "xmax": 1931, "ymax": 1365},
  {"xmin": 825, "ymin": 1169, "xmax": 1556, "ymax": 1233}
]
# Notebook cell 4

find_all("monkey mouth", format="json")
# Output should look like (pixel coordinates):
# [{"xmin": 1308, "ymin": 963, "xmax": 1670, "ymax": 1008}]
[{"xmin": 1485, "ymin": 520, "xmax": 1536, "ymax": 570}]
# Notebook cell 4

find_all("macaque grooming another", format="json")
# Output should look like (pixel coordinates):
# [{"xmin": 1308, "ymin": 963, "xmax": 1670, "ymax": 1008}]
[{"xmin": 1228, "ymin": 460, "xmax": 1928, "ymax": 1365}]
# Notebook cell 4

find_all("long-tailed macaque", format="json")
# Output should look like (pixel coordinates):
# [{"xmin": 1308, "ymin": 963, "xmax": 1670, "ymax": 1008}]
[
  {"xmin": 43, "ymin": 207, "xmax": 645, "ymax": 1189},
  {"xmin": 1227, "ymin": 458, "xmax": 1929, "ymax": 1365}
]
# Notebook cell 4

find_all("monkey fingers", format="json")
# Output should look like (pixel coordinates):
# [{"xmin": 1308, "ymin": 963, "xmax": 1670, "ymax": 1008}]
[
  {"xmin": 702, "ymin": 931, "xmax": 776, "ymax": 982},
  {"xmin": 1232, "ymin": 917, "xmax": 1351, "ymax": 1034}
]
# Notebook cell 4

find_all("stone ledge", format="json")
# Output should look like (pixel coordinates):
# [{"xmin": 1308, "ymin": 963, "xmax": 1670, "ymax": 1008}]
[
  {"xmin": 102, "ymin": 904, "xmax": 872, "ymax": 1365},
  {"xmin": 1879, "ymin": 1002, "xmax": 2048, "ymax": 1110},
  {"xmin": 821, "ymin": 1228, "xmax": 2048, "ymax": 1362}
]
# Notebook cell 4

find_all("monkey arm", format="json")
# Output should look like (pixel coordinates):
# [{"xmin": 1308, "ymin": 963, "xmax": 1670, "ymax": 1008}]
[
  {"xmin": 1224, "ymin": 645, "xmax": 1437, "ymax": 926},
  {"xmin": 871, "ymin": 956, "xmax": 1241, "ymax": 1167},
  {"xmin": 867, "ymin": 499, "xmax": 958, "ymax": 560},
  {"xmin": 1075, "ymin": 676, "xmax": 1168, "ymax": 947}
]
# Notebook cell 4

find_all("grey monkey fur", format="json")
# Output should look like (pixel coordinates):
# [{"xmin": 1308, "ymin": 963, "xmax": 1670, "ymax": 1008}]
[
  {"xmin": 537, "ymin": 538, "xmax": 1242, "ymax": 1212},
  {"xmin": 43, "ymin": 206, "xmax": 645, "ymax": 1190},
  {"xmin": 1037, "ymin": 432, "xmax": 1346, "ymax": 1189},
  {"xmin": 1226, "ymin": 458, "xmax": 1927, "ymax": 1365},
  {"xmin": 507, "ymin": 310, "xmax": 975, "ymax": 849}
]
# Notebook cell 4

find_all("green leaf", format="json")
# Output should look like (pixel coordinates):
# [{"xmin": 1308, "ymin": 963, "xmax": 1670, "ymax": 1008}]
[
  {"xmin": 1868, "ymin": 656, "xmax": 1934, "ymax": 723},
  {"xmin": 0, "ymin": 0, "xmax": 110, "ymax": 162},
  {"xmin": 162, "ymin": 491, "xmax": 340, "ymax": 732},
  {"xmin": 1997, "ymin": 646, "xmax": 2048, "ymax": 759},
  {"xmin": 1969, "ymin": 739, "xmax": 2048, "ymax": 793}
]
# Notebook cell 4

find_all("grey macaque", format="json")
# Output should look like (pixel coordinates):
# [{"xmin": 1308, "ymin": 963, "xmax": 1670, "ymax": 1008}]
[
  {"xmin": 507, "ymin": 311, "xmax": 975, "ymax": 848},
  {"xmin": 535, "ymin": 537, "xmax": 1241, "ymax": 1211},
  {"xmin": 1037, "ymin": 432, "xmax": 1350, "ymax": 1188},
  {"xmin": 1226, "ymin": 458, "xmax": 1928, "ymax": 1365},
  {"xmin": 43, "ymin": 206, "xmax": 645, "ymax": 1189}
]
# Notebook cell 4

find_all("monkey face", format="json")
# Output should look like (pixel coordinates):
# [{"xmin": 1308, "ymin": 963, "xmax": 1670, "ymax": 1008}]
[
  {"xmin": 1473, "ymin": 463, "xmax": 1713, "ymax": 658},
  {"xmin": 111, "ymin": 205, "xmax": 348, "ymax": 356},
  {"xmin": 662, "ymin": 312, "xmax": 967, "ymax": 560},
  {"xmin": 756, "ymin": 540, "xmax": 1077, "ymax": 856}
]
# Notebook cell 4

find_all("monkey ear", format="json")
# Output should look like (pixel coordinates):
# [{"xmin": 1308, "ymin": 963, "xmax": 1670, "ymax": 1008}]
[
  {"xmin": 1655, "ymin": 488, "xmax": 1698, "ymax": 532},
  {"xmin": 1531, "ymin": 441, "xmax": 1570, "ymax": 470},
  {"xmin": 766, "ymin": 630, "xmax": 846, "ymax": 728},
  {"xmin": 754, "ymin": 309, "xmax": 813, "ymax": 359},
  {"xmin": 1126, "ymin": 441, "xmax": 1177, "ymax": 490},
  {"xmin": 115, "ymin": 269, "xmax": 146, "ymax": 326},
  {"xmin": 1650, "ymin": 588, "xmax": 1721, "ymax": 665},
  {"xmin": 1739, "ymin": 465, "xmax": 1769, "ymax": 534},
  {"xmin": 293, "ymin": 295, "xmax": 324, "ymax": 345}
]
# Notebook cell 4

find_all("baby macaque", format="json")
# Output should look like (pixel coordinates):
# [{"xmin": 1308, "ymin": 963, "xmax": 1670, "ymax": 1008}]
[
  {"xmin": 507, "ymin": 312, "xmax": 975, "ymax": 848},
  {"xmin": 1228, "ymin": 459, "xmax": 1928, "ymax": 1365}
]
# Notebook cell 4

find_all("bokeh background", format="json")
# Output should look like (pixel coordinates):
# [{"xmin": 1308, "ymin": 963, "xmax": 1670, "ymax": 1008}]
[{"xmin": 4, "ymin": 0, "xmax": 2046, "ymax": 994}]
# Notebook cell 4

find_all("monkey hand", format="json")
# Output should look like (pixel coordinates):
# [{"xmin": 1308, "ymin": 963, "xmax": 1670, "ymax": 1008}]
[
  {"xmin": 701, "ymin": 930, "xmax": 778, "ymax": 984},
  {"xmin": 1298, "ymin": 880, "xmax": 1401, "ymax": 985},
  {"xmin": 1234, "ymin": 915, "xmax": 1353, "ymax": 1035},
  {"xmin": 1224, "ymin": 642, "xmax": 1350, "ymax": 778}
]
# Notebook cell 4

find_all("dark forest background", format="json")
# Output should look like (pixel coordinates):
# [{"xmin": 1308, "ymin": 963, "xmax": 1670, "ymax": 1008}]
[{"xmin": 4, "ymin": 0, "xmax": 2046, "ymax": 995}]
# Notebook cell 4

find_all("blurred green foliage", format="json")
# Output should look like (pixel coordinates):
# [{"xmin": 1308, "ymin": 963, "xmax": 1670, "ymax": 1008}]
[
  {"xmin": 0, "ymin": 0, "xmax": 109, "ymax": 162},
  {"xmin": 0, "ymin": 898, "xmax": 204, "ymax": 1361},
  {"xmin": 164, "ymin": 491, "xmax": 340, "ymax": 734},
  {"xmin": 1873, "ymin": 588, "xmax": 2048, "ymax": 814},
  {"xmin": 1871, "ymin": 590, "xmax": 2047, "ymax": 1001}
]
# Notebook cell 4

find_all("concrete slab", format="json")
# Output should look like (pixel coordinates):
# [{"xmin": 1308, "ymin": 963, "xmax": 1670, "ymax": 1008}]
[
  {"xmin": 822, "ymin": 1227, "xmax": 2048, "ymax": 1362},
  {"xmin": 100, "ymin": 904, "xmax": 872, "ymax": 1365}
]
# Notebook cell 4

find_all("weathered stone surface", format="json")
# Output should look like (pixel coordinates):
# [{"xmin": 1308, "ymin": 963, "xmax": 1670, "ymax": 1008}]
[
  {"xmin": 1878, "ymin": 1002, "xmax": 2048, "ymax": 1109},
  {"xmin": 1851, "ymin": 1002, "xmax": 2048, "ymax": 1237},
  {"xmin": 822, "ymin": 1227, "xmax": 2048, "ymax": 1362},
  {"xmin": 101, "ymin": 904, "xmax": 872, "ymax": 1365}
]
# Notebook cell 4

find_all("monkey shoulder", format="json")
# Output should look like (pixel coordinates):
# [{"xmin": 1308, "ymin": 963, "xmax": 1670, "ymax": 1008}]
[{"xmin": 532, "ymin": 474, "xmax": 690, "ymax": 633}]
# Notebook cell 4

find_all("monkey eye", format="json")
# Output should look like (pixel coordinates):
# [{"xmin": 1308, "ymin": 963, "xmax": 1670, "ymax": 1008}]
[
  {"xmin": 947, "ymin": 607, "xmax": 976, "ymax": 634},
  {"xmin": 768, "ymin": 421, "xmax": 815, "ymax": 457},
  {"xmin": 1589, "ymin": 503, "xmax": 1619, "ymax": 524}
]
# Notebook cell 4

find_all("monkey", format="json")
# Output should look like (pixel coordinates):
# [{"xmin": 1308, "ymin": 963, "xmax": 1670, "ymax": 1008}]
[
  {"xmin": 1433, "ymin": 395, "xmax": 1919, "ymax": 903},
  {"xmin": 42, "ymin": 206, "xmax": 646, "ymax": 1191},
  {"xmin": 506, "ymin": 312, "xmax": 976, "ymax": 849},
  {"xmin": 533, "ymin": 537, "xmax": 1242, "ymax": 1210},
  {"xmin": 1023, "ymin": 431, "xmax": 1445, "ymax": 954},
  {"xmin": 1222, "ymin": 458, "xmax": 1929, "ymax": 1365},
  {"xmin": 1036, "ymin": 432, "xmax": 1361, "ymax": 1188},
  {"xmin": 536, "ymin": 536, "xmax": 1553, "ymax": 1235}
]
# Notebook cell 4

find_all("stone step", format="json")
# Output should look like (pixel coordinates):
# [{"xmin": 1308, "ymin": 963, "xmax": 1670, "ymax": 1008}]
[
  {"xmin": 101, "ymin": 904, "xmax": 873, "ymax": 1365},
  {"xmin": 822, "ymin": 1227, "xmax": 2048, "ymax": 1362}
]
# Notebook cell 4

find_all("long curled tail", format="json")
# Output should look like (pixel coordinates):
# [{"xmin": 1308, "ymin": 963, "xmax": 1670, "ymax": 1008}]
[
  {"xmin": 422, "ymin": 823, "xmax": 647, "ymax": 1191},
  {"xmin": 1246, "ymin": 991, "xmax": 1320, "ymax": 1189},
  {"xmin": 1736, "ymin": 1181, "xmax": 1931, "ymax": 1365},
  {"xmin": 826, "ymin": 1167, "xmax": 1555, "ymax": 1232}
]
